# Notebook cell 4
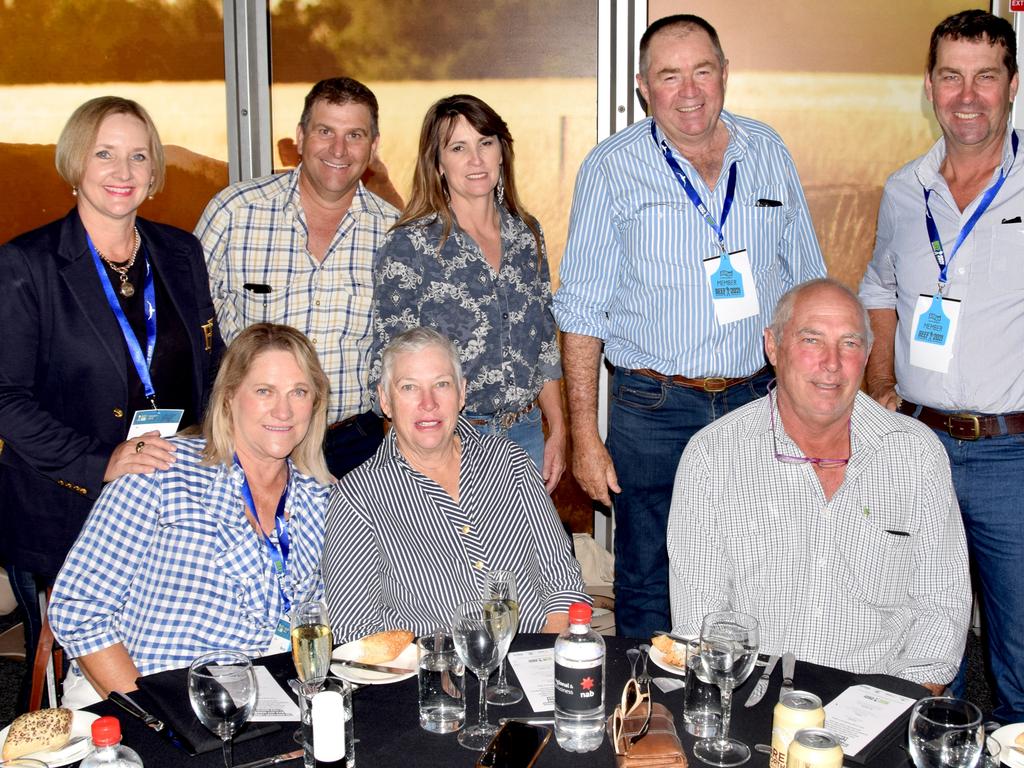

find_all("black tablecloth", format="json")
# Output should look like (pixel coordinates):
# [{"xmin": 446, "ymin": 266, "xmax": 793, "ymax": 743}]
[{"xmin": 81, "ymin": 635, "xmax": 924, "ymax": 767}]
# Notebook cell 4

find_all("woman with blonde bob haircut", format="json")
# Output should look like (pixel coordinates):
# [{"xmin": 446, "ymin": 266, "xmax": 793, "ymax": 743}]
[
  {"xmin": 50, "ymin": 323, "xmax": 332, "ymax": 707},
  {"xmin": 370, "ymin": 94, "xmax": 566, "ymax": 492}
]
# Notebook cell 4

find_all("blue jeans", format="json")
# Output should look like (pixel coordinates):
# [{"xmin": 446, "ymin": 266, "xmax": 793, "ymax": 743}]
[
  {"xmin": 465, "ymin": 405, "xmax": 544, "ymax": 472},
  {"xmin": 7, "ymin": 564, "xmax": 42, "ymax": 713},
  {"xmin": 935, "ymin": 429, "xmax": 1024, "ymax": 722},
  {"xmin": 606, "ymin": 368, "xmax": 772, "ymax": 639},
  {"xmin": 324, "ymin": 411, "xmax": 384, "ymax": 479}
]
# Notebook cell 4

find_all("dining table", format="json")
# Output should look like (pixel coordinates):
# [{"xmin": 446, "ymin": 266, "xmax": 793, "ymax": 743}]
[{"xmin": 75, "ymin": 634, "xmax": 926, "ymax": 767}]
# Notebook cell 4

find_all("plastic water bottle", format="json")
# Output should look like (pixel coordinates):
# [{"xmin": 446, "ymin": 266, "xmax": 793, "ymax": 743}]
[
  {"xmin": 553, "ymin": 602, "xmax": 605, "ymax": 752},
  {"xmin": 80, "ymin": 716, "xmax": 143, "ymax": 767}
]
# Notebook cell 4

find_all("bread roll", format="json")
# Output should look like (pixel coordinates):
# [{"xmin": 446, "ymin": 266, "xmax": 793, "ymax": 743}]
[
  {"xmin": 2, "ymin": 707, "xmax": 74, "ymax": 760},
  {"xmin": 651, "ymin": 635, "xmax": 687, "ymax": 667},
  {"xmin": 355, "ymin": 629, "xmax": 413, "ymax": 664}
]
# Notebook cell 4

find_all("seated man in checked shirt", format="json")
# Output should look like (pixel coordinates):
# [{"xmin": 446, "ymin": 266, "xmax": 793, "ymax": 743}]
[{"xmin": 667, "ymin": 279, "xmax": 970, "ymax": 694}]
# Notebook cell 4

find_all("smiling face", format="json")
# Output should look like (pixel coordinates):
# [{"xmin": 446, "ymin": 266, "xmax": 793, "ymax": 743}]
[
  {"xmin": 378, "ymin": 344, "xmax": 466, "ymax": 462},
  {"xmin": 437, "ymin": 115, "xmax": 502, "ymax": 207},
  {"xmin": 296, "ymin": 99, "xmax": 378, "ymax": 206},
  {"xmin": 764, "ymin": 284, "xmax": 870, "ymax": 435},
  {"xmin": 76, "ymin": 112, "xmax": 153, "ymax": 225},
  {"xmin": 926, "ymin": 35, "xmax": 1018, "ymax": 154},
  {"xmin": 636, "ymin": 26, "xmax": 728, "ymax": 153},
  {"xmin": 230, "ymin": 349, "xmax": 315, "ymax": 469}
]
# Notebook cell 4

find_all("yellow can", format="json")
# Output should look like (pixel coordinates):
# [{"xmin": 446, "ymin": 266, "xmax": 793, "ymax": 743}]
[
  {"xmin": 786, "ymin": 728, "xmax": 844, "ymax": 768},
  {"xmin": 769, "ymin": 692, "xmax": 825, "ymax": 768}
]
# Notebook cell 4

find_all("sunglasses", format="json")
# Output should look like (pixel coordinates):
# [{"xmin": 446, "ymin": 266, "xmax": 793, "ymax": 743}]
[{"xmin": 611, "ymin": 677, "xmax": 651, "ymax": 755}]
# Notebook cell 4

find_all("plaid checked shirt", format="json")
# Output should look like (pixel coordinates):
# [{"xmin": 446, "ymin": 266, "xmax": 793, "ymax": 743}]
[
  {"xmin": 48, "ymin": 438, "xmax": 329, "ymax": 676},
  {"xmin": 196, "ymin": 169, "xmax": 399, "ymax": 423},
  {"xmin": 668, "ymin": 391, "xmax": 971, "ymax": 686}
]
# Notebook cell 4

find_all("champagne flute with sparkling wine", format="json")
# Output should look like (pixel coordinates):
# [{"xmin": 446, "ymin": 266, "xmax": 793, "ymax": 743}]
[
  {"xmin": 694, "ymin": 611, "xmax": 760, "ymax": 767},
  {"xmin": 188, "ymin": 651, "xmax": 258, "ymax": 768},
  {"xmin": 482, "ymin": 569, "xmax": 523, "ymax": 705},
  {"xmin": 451, "ymin": 599, "xmax": 514, "ymax": 750},
  {"xmin": 291, "ymin": 600, "xmax": 333, "ymax": 743}
]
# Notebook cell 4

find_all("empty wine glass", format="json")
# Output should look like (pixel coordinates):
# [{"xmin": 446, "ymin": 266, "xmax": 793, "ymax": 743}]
[
  {"xmin": 451, "ymin": 599, "xmax": 514, "ymax": 750},
  {"xmin": 188, "ymin": 650, "xmax": 258, "ymax": 768},
  {"xmin": 693, "ymin": 610, "xmax": 760, "ymax": 767},
  {"xmin": 482, "ymin": 569, "xmax": 523, "ymax": 705},
  {"xmin": 908, "ymin": 697, "xmax": 984, "ymax": 768},
  {"xmin": 291, "ymin": 600, "xmax": 333, "ymax": 742}
]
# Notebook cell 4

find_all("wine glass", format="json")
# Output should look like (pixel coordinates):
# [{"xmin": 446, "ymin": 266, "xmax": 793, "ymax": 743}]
[
  {"xmin": 693, "ymin": 610, "xmax": 760, "ymax": 767},
  {"xmin": 482, "ymin": 569, "xmax": 523, "ymax": 705},
  {"xmin": 908, "ymin": 697, "xmax": 984, "ymax": 768},
  {"xmin": 187, "ymin": 650, "xmax": 258, "ymax": 768},
  {"xmin": 451, "ymin": 599, "xmax": 514, "ymax": 750},
  {"xmin": 290, "ymin": 600, "xmax": 333, "ymax": 742}
]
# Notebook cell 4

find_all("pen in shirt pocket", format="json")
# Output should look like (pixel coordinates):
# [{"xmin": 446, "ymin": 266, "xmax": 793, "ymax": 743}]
[
  {"xmin": 243, "ymin": 283, "xmax": 272, "ymax": 294},
  {"xmin": 1001, "ymin": 216, "xmax": 1022, "ymax": 224},
  {"xmin": 884, "ymin": 529, "xmax": 911, "ymax": 537},
  {"xmin": 756, "ymin": 198, "xmax": 782, "ymax": 208}
]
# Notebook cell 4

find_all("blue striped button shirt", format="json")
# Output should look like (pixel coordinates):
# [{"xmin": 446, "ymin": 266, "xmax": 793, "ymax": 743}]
[
  {"xmin": 48, "ymin": 438, "xmax": 329, "ymax": 676},
  {"xmin": 553, "ymin": 113, "xmax": 825, "ymax": 377},
  {"xmin": 195, "ymin": 169, "xmax": 399, "ymax": 423},
  {"xmin": 321, "ymin": 419, "xmax": 589, "ymax": 642}
]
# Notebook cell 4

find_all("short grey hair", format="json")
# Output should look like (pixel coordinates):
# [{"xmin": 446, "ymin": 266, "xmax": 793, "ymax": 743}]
[
  {"xmin": 769, "ymin": 278, "xmax": 873, "ymax": 350},
  {"xmin": 379, "ymin": 327, "xmax": 464, "ymax": 392}
]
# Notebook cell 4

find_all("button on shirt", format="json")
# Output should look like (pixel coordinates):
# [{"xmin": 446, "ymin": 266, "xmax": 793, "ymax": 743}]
[
  {"xmin": 196, "ymin": 169, "xmax": 399, "ymax": 423},
  {"xmin": 370, "ymin": 209, "xmax": 561, "ymax": 416},
  {"xmin": 860, "ymin": 128, "xmax": 1024, "ymax": 414},
  {"xmin": 554, "ymin": 113, "xmax": 825, "ymax": 377},
  {"xmin": 667, "ymin": 392, "xmax": 970, "ymax": 685},
  {"xmin": 321, "ymin": 418, "xmax": 589, "ymax": 642},
  {"xmin": 49, "ymin": 438, "xmax": 329, "ymax": 676}
]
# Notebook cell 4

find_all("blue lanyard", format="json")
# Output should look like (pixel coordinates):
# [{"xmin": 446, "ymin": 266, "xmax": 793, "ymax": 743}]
[
  {"xmin": 924, "ymin": 131, "xmax": 1018, "ymax": 288},
  {"xmin": 236, "ymin": 455, "xmax": 292, "ymax": 612},
  {"xmin": 87, "ymin": 234, "xmax": 158, "ymax": 406},
  {"xmin": 651, "ymin": 120, "xmax": 738, "ymax": 253}
]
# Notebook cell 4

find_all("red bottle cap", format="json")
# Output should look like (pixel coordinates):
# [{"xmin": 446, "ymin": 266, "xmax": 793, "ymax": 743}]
[
  {"xmin": 568, "ymin": 602, "xmax": 592, "ymax": 625},
  {"xmin": 91, "ymin": 715, "xmax": 122, "ymax": 746}
]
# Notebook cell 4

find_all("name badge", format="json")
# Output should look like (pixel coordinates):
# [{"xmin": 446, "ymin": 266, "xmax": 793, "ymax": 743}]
[
  {"xmin": 909, "ymin": 293, "xmax": 961, "ymax": 373},
  {"xmin": 702, "ymin": 249, "xmax": 759, "ymax": 324},
  {"xmin": 266, "ymin": 616, "xmax": 292, "ymax": 655},
  {"xmin": 126, "ymin": 408, "xmax": 184, "ymax": 438}
]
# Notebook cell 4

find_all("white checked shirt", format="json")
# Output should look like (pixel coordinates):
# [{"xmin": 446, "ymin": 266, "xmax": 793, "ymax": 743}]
[
  {"xmin": 667, "ymin": 391, "xmax": 970, "ymax": 685},
  {"xmin": 49, "ymin": 438, "xmax": 329, "ymax": 677},
  {"xmin": 196, "ymin": 169, "xmax": 399, "ymax": 423}
]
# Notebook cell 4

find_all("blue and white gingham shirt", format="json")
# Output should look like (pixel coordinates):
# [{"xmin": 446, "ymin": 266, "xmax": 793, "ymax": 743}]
[
  {"xmin": 49, "ymin": 438, "xmax": 329, "ymax": 677},
  {"xmin": 196, "ymin": 169, "xmax": 399, "ymax": 423},
  {"xmin": 553, "ymin": 113, "xmax": 825, "ymax": 377}
]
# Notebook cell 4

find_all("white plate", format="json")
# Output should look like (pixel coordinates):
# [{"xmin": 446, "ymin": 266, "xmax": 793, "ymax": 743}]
[
  {"xmin": 649, "ymin": 645, "xmax": 688, "ymax": 676},
  {"xmin": 330, "ymin": 639, "xmax": 417, "ymax": 685},
  {"xmin": 992, "ymin": 723, "xmax": 1024, "ymax": 767},
  {"xmin": 0, "ymin": 710, "xmax": 99, "ymax": 766}
]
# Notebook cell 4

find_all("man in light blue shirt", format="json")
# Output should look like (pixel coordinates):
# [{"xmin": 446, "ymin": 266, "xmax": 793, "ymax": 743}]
[{"xmin": 554, "ymin": 13, "xmax": 824, "ymax": 639}]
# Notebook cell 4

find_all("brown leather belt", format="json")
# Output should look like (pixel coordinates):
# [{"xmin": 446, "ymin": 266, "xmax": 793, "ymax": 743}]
[
  {"xmin": 467, "ymin": 403, "xmax": 535, "ymax": 429},
  {"xmin": 327, "ymin": 413, "xmax": 362, "ymax": 431},
  {"xmin": 898, "ymin": 400, "xmax": 1024, "ymax": 440},
  {"xmin": 630, "ymin": 366, "xmax": 769, "ymax": 393}
]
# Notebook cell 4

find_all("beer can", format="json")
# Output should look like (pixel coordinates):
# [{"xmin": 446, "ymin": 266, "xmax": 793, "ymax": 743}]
[
  {"xmin": 786, "ymin": 728, "xmax": 844, "ymax": 768},
  {"xmin": 768, "ymin": 692, "xmax": 825, "ymax": 768}
]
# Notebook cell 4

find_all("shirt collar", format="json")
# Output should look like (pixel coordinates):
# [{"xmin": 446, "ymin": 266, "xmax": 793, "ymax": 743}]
[
  {"xmin": 915, "ymin": 123, "xmax": 1018, "ymax": 190},
  {"xmin": 650, "ymin": 109, "xmax": 749, "ymax": 173},
  {"xmin": 370, "ymin": 415, "xmax": 483, "ymax": 470},
  {"xmin": 285, "ymin": 166, "xmax": 373, "ymax": 218}
]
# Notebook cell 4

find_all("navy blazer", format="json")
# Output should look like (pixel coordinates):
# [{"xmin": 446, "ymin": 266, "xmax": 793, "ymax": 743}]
[{"xmin": 0, "ymin": 209, "xmax": 224, "ymax": 578}]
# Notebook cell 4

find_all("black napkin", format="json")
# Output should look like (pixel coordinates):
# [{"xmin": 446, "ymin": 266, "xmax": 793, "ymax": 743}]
[{"xmin": 134, "ymin": 666, "xmax": 281, "ymax": 756}]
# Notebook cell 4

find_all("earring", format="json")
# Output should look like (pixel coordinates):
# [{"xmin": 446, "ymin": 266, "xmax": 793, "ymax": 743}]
[
  {"xmin": 496, "ymin": 174, "xmax": 505, "ymax": 205},
  {"xmin": 71, "ymin": 187, "xmax": 78, "ymax": 197}
]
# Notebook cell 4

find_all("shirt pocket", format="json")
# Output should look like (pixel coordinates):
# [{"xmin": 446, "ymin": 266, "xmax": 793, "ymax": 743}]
[
  {"xmin": 834, "ymin": 515, "xmax": 913, "ymax": 607},
  {"xmin": 621, "ymin": 202, "xmax": 707, "ymax": 286},
  {"xmin": 240, "ymin": 281, "xmax": 292, "ymax": 324},
  {"xmin": 988, "ymin": 224, "xmax": 1024, "ymax": 291},
  {"xmin": 738, "ymin": 185, "xmax": 786, "ymax": 273}
]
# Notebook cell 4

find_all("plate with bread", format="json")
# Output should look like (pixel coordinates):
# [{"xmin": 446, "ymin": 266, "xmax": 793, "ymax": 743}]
[
  {"xmin": 331, "ymin": 629, "xmax": 416, "ymax": 685},
  {"xmin": 1, "ymin": 707, "xmax": 99, "ymax": 765},
  {"xmin": 991, "ymin": 722, "xmax": 1024, "ymax": 767},
  {"xmin": 649, "ymin": 634, "xmax": 693, "ymax": 676}
]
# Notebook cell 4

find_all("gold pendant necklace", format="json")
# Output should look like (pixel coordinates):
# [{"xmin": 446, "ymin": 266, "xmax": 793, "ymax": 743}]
[{"xmin": 97, "ymin": 228, "xmax": 141, "ymax": 297}]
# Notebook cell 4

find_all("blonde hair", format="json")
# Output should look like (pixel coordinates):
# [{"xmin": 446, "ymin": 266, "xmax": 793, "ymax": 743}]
[
  {"xmin": 55, "ymin": 96, "xmax": 166, "ymax": 194},
  {"xmin": 201, "ymin": 324, "xmax": 331, "ymax": 484}
]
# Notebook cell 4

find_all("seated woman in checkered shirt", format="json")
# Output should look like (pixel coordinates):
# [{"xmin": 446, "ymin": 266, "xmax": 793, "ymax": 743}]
[{"xmin": 49, "ymin": 323, "xmax": 332, "ymax": 707}]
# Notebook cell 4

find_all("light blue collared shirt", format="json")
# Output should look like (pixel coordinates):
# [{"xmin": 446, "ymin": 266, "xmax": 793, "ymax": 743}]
[{"xmin": 553, "ymin": 112, "xmax": 825, "ymax": 377}]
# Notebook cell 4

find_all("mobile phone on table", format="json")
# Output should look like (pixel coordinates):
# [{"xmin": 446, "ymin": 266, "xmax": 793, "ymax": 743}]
[{"xmin": 476, "ymin": 721, "xmax": 552, "ymax": 768}]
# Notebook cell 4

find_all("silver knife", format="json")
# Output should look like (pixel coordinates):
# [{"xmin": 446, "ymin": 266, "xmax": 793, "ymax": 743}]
[
  {"xmin": 333, "ymin": 658, "xmax": 415, "ymax": 675},
  {"xmin": 234, "ymin": 748, "xmax": 304, "ymax": 768},
  {"xmin": 779, "ymin": 652, "xmax": 796, "ymax": 700},
  {"xmin": 743, "ymin": 653, "xmax": 779, "ymax": 708}
]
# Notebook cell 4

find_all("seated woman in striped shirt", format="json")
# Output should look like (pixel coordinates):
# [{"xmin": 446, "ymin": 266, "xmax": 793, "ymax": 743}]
[{"xmin": 322, "ymin": 327, "xmax": 588, "ymax": 642}]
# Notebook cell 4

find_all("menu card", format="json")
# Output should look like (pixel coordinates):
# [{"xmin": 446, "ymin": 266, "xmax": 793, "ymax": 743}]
[
  {"xmin": 250, "ymin": 666, "xmax": 300, "ymax": 721},
  {"xmin": 507, "ymin": 648, "xmax": 555, "ymax": 712},
  {"xmin": 824, "ymin": 684, "xmax": 916, "ymax": 761}
]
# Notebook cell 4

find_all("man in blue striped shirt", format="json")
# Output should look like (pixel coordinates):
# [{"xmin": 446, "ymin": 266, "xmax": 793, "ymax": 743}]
[{"xmin": 553, "ymin": 14, "xmax": 825, "ymax": 639}]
